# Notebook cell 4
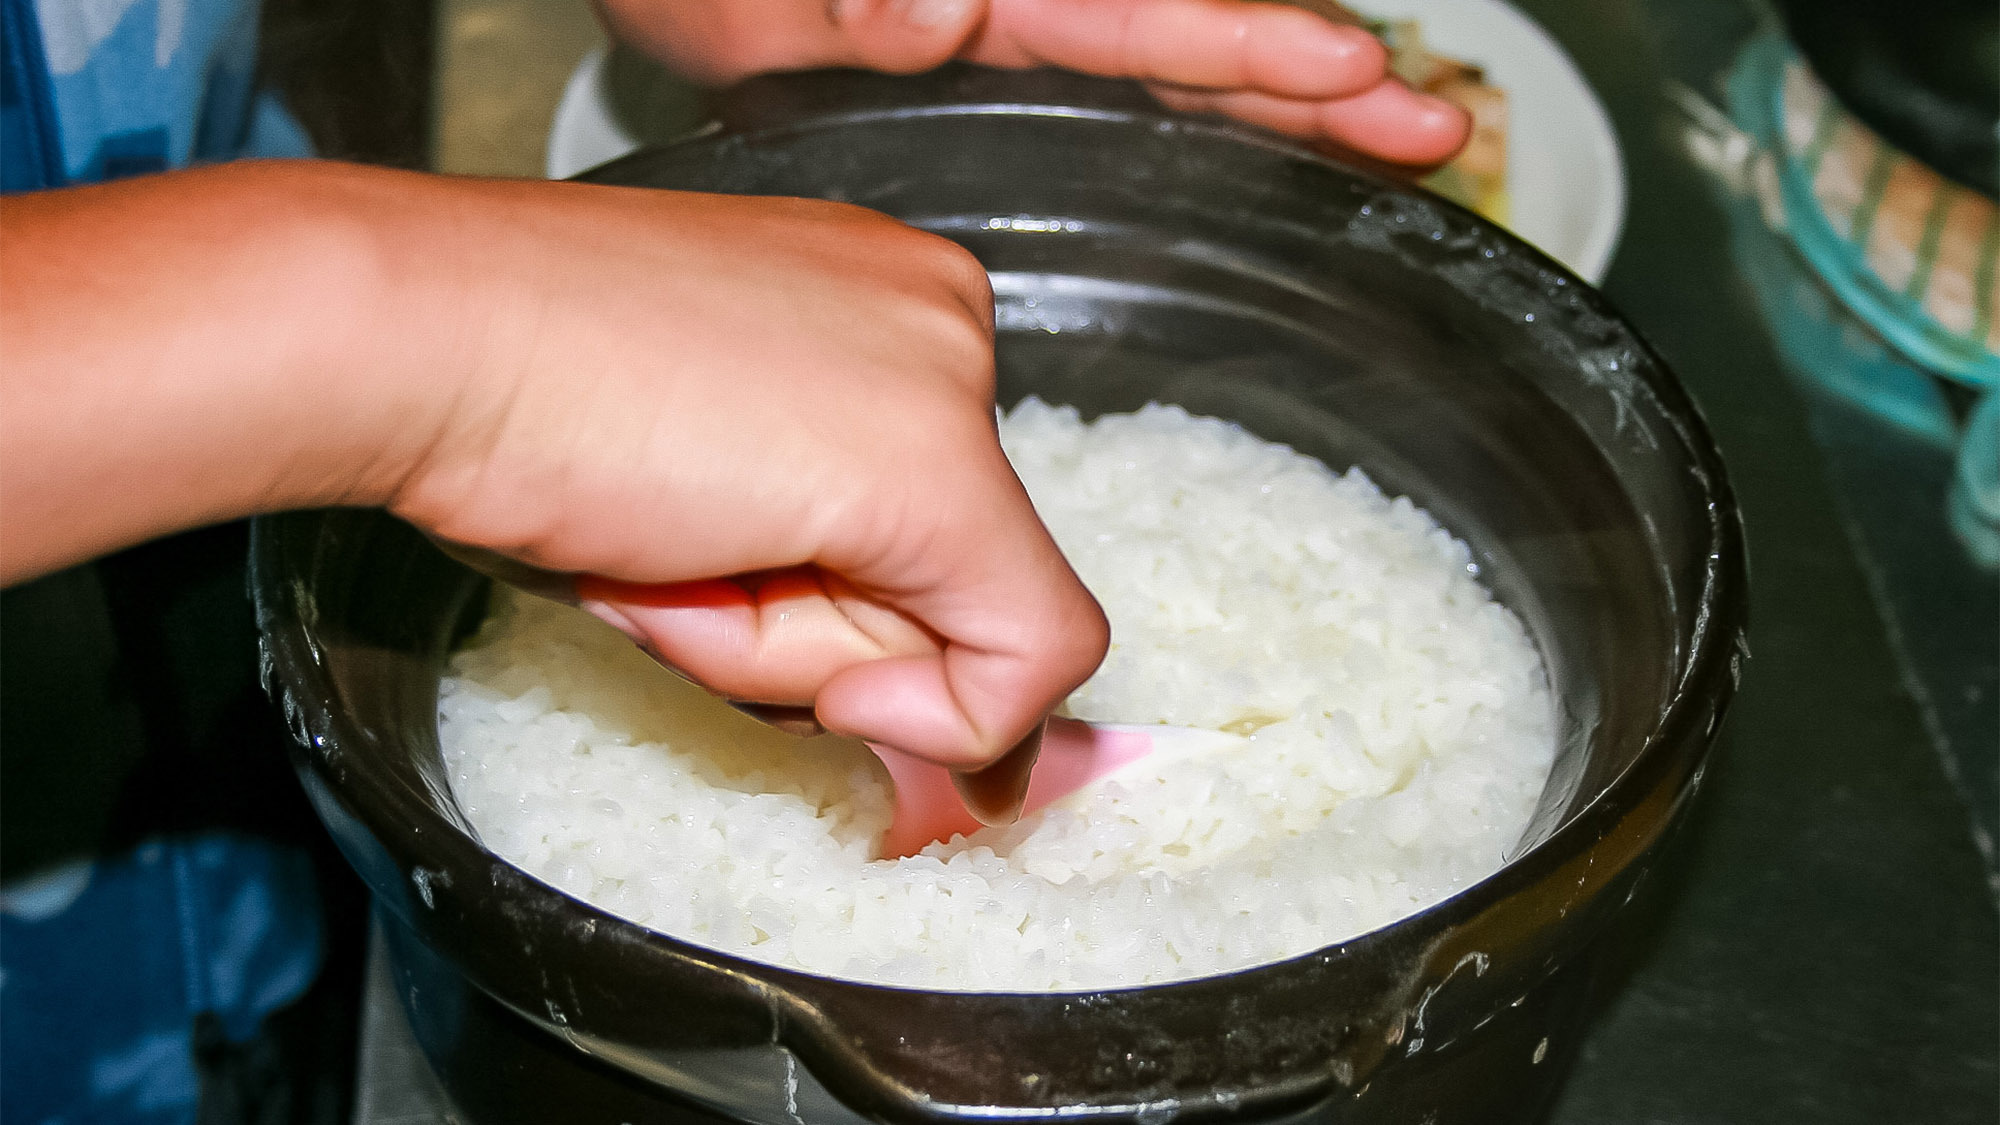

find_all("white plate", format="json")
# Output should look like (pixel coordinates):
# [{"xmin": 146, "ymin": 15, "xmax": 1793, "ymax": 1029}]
[
  {"xmin": 546, "ymin": 0, "xmax": 1624, "ymax": 282},
  {"xmin": 546, "ymin": 48, "xmax": 634, "ymax": 184},
  {"xmin": 1351, "ymin": 0, "xmax": 1625, "ymax": 281}
]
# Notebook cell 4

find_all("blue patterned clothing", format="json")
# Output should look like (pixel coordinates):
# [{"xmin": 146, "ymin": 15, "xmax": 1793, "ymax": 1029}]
[
  {"xmin": 2, "ymin": 3, "xmax": 327, "ymax": 1123},
  {"xmin": 2, "ymin": 0, "xmax": 309, "ymax": 190}
]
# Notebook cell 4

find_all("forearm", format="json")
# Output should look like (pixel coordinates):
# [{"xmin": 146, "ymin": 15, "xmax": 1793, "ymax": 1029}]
[
  {"xmin": 0, "ymin": 153, "xmax": 1108, "ymax": 768},
  {"xmin": 0, "ymin": 161, "xmax": 465, "ymax": 584}
]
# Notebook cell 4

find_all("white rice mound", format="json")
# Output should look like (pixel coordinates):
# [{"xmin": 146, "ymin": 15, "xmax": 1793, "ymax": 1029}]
[{"xmin": 440, "ymin": 400, "xmax": 1556, "ymax": 991}]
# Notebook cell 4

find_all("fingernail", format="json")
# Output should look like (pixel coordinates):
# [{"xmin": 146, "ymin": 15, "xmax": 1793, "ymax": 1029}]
[
  {"xmin": 949, "ymin": 720, "xmax": 1045, "ymax": 827},
  {"xmin": 727, "ymin": 701, "xmax": 827, "ymax": 737},
  {"xmin": 899, "ymin": 0, "xmax": 973, "ymax": 29},
  {"xmin": 576, "ymin": 598, "xmax": 716, "ymax": 689},
  {"xmin": 1418, "ymin": 92, "xmax": 1472, "ymax": 125},
  {"xmin": 579, "ymin": 597, "xmax": 649, "ymax": 646}
]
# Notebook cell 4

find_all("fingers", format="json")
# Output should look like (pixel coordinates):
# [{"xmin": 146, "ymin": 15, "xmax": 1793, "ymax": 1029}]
[
  {"xmin": 974, "ymin": 0, "xmax": 1388, "ymax": 101},
  {"xmin": 596, "ymin": 0, "xmax": 986, "ymax": 84},
  {"xmin": 606, "ymin": 0, "xmax": 1466, "ymax": 168},
  {"xmin": 579, "ymin": 475, "xmax": 1109, "ymax": 774},
  {"xmin": 827, "ymin": 0, "xmax": 992, "ymax": 74},
  {"xmin": 1314, "ymin": 80, "xmax": 1472, "ymax": 165},
  {"xmin": 402, "ymin": 180, "xmax": 1106, "ymax": 775},
  {"xmin": 1150, "ymin": 77, "xmax": 1471, "ymax": 166},
  {"xmin": 577, "ymin": 567, "xmax": 940, "ymax": 704},
  {"xmin": 814, "ymin": 452, "xmax": 1110, "ymax": 769},
  {"xmin": 972, "ymin": 0, "xmax": 1466, "ymax": 167}
]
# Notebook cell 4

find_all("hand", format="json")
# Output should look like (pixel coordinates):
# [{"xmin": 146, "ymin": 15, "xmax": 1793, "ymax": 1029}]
[
  {"xmin": 0, "ymin": 162, "xmax": 1109, "ymax": 774},
  {"xmin": 599, "ymin": 0, "xmax": 1471, "ymax": 166},
  {"xmin": 392, "ymin": 176, "xmax": 1109, "ymax": 772}
]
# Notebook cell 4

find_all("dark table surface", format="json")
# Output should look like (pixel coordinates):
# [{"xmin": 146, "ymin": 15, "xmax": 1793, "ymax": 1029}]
[
  {"xmin": 1512, "ymin": 1, "xmax": 1998, "ymax": 1121},
  {"xmin": 269, "ymin": 0, "xmax": 1999, "ymax": 1120}
]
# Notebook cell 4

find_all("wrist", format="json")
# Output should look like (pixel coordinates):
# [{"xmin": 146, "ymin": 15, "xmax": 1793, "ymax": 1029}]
[
  {"xmin": 0, "ymin": 160, "xmax": 480, "ymax": 580},
  {"xmin": 260, "ymin": 161, "xmax": 497, "ymax": 512}
]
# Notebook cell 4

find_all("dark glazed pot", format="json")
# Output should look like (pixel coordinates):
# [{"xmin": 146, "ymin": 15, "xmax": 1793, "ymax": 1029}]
[{"xmin": 252, "ymin": 67, "xmax": 1745, "ymax": 1125}]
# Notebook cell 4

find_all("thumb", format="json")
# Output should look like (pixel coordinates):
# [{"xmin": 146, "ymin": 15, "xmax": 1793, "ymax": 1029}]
[
  {"xmin": 830, "ymin": 0, "xmax": 990, "ymax": 73},
  {"xmin": 811, "ymin": 456, "xmax": 1110, "ymax": 770},
  {"xmin": 575, "ymin": 567, "xmax": 943, "ymax": 704}
]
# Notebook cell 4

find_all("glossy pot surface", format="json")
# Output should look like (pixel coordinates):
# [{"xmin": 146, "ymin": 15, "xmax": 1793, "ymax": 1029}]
[{"xmin": 253, "ymin": 67, "xmax": 1745, "ymax": 1125}]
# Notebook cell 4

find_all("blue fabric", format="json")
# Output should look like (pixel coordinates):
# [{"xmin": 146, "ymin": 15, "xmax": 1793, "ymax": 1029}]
[
  {"xmin": 1, "ymin": 837, "xmax": 324, "ymax": 1125},
  {"xmin": 2, "ymin": 0, "xmax": 66, "ymax": 190},
  {"xmin": 5, "ymin": 0, "xmax": 311, "ymax": 191},
  {"xmin": 34, "ymin": 0, "xmax": 249, "ymax": 180},
  {"xmin": 1, "ymin": 4, "xmax": 326, "ymax": 1123}
]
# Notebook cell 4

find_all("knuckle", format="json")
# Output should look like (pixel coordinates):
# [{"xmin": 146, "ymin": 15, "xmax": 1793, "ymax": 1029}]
[
  {"xmin": 919, "ymin": 236, "xmax": 998, "ymax": 347},
  {"xmin": 895, "ymin": 225, "xmax": 989, "ymax": 297},
  {"xmin": 934, "ymin": 236, "xmax": 994, "ymax": 307},
  {"xmin": 928, "ymin": 317, "xmax": 996, "ymax": 399},
  {"xmin": 888, "ymin": 235, "xmax": 997, "ymax": 395},
  {"xmin": 818, "ymin": 210, "xmax": 992, "ymax": 324},
  {"xmin": 1054, "ymin": 580, "xmax": 1112, "ymax": 661}
]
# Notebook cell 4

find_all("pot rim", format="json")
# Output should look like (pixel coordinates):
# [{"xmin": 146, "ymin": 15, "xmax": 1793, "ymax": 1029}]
[
  {"xmin": 251, "ymin": 81, "xmax": 1748, "ymax": 1123},
  {"xmin": 254, "ymin": 99, "xmax": 1745, "ymax": 1001}
]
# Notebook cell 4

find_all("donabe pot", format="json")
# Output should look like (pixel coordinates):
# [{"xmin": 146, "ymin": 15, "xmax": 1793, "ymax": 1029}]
[{"xmin": 253, "ymin": 67, "xmax": 1744, "ymax": 1125}]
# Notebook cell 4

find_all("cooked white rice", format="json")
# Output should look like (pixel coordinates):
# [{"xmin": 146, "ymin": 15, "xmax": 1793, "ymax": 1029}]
[{"xmin": 440, "ymin": 399, "xmax": 1556, "ymax": 990}]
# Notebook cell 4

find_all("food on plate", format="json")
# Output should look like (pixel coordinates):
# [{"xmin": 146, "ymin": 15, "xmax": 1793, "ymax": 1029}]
[
  {"xmin": 1384, "ymin": 17, "xmax": 1510, "ymax": 221},
  {"xmin": 1297, "ymin": 0, "xmax": 1511, "ymax": 221},
  {"xmin": 439, "ymin": 400, "xmax": 1556, "ymax": 990}
]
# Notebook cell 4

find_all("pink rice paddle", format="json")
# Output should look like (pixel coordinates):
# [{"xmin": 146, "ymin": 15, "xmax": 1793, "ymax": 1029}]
[{"xmin": 871, "ymin": 716, "xmax": 1245, "ymax": 858}]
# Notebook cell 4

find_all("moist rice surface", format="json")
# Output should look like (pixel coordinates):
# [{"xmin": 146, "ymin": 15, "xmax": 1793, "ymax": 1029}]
[{"xmin": 440, "ymin": 400, "xmax": 1556, "ymax": 990}]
